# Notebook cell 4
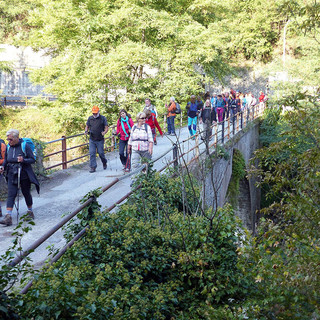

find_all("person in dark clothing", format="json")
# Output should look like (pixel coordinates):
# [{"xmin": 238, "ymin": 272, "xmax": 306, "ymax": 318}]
[
  {"xmin": 85, "ymin": 105, "xmax": 109, "ymax": 173},
  {"xmin": 200, "ymin": 99, "xmax": 215, "ymax": 142},
  {"xmin": 196, "ymin": 96, "xmax": 204, "ymax": 110},
  {"xmin": 0, "ymin": 129, "xmax": 40, "ymax": 226}
]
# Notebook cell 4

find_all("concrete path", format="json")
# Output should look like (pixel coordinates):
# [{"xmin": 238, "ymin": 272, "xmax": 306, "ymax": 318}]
[{"xmin": 0, "ymin": 124, "xmax": 207, "ymax": 266}]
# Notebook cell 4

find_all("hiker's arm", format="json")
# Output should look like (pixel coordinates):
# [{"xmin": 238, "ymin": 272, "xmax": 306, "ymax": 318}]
[
  {"xmin": 102, "ymin": 117, "xmax": 109, "ymax": 135},
  {"xmin": 102, "ymin": 125, "xmax": 109, "ymax": 135},
  {"xmin": 84, "ymin": 124, "xmax": 89, "ymax": 134},
  {"xmin": 20, "ymin": 144, "xmax": 35, "ymax": 164}
]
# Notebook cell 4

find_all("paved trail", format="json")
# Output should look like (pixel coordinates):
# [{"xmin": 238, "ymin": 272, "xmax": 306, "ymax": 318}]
[{"xmin": 0, "ymin": 125, "xmax": 203, "ymax": 266}]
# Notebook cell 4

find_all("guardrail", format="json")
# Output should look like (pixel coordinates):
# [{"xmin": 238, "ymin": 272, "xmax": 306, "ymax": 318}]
[
  {"xmin": 9, "ymin": 102, "xmax": 266, "ymax": 294},
  {"xmin": 42, "ymin": 114, "xmax": 183, "ymax": 171}
]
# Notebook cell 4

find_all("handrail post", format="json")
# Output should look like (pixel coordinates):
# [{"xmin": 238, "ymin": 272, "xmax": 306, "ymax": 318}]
[
  {"xmin": 195, "ymin": 132, "xmax": 199, "ymax": 159},
  {"xmin": 221, "ymin": 119, "xmax": 225, "ymax": 144},
  {"xmin": 228, "ymin": 118, "xmax": 230, "ymax": 139},
  {"xmin": 214, "ymin": 123, "xmax": 217, "ymax": 147},
  {"xmin": 236, "ymin": 113, "xmax": 239, "ymax": 132},
  {"xmin": 173, "ymin": 143, "xmax": 178, "ymax": 169},
  {"xmin": 240, "ymin": 111, "xmax": 243, "ymax": 129},
  {"xmin": 164, "ymin": 114, "xmax": 167, "ymax": 134},
  {"xmin": 62, "ymin": 136, "xmax": 67, "ymax": 169},
  {"xmin": 253, "ymin": 105, "xmax": 255, "ymax": 120},
  {"xmin": 111, "ymin": 134, "xmax": 115, "ymax": 152},
  {"xmin": 232, "ymin": 114, "xmax": 235, "ymax": 136}
]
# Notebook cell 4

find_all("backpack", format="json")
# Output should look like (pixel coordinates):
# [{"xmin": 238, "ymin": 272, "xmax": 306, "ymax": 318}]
[
  {"xmin": 7, "ymin": 138, "xmax": 37, "ymax": 160},
  {"xmin": 175, "ymin": 103, "xmax": 181, "ymax": 114},
  {"xmin": 0, "ymin": 139, "xmax": 6, "ymax": 159}
]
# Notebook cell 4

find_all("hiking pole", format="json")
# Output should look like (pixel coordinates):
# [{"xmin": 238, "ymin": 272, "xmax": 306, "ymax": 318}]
[{"xmin": 16, "ymin": 156, "xmax": 22, "ymax": 224}]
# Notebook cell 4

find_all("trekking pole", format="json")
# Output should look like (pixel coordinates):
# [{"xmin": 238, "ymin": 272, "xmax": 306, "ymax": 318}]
[{"xmin": 16, "ymin": 157, "xmax": 22, "ymax": 224}]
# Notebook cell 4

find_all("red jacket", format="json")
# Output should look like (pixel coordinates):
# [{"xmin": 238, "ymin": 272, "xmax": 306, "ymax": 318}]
[
  {"xmin": 146, "ymin": 113, "xmax": 163, "ymax": 135},
  {"xmin": 259, "ymin": 93, "xmax": 265, "ymax": 102},
  {"xmin": 116, "ymin": 117, "xmax": 135, "ymax": 141}
]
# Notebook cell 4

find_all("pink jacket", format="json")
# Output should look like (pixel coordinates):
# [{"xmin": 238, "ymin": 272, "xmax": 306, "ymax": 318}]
[{"xmin": 116, "ymin": 117, "xmax": 134, "ymax": 141}]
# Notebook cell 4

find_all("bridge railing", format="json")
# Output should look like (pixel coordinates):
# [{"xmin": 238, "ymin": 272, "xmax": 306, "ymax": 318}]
[
  {"xmin": 11, "ymin": 102, "xmax": 266, "ymax": 294},
  {"xmin": 42, "ymin": 113, "xmax": 183, "ymax": 171}
]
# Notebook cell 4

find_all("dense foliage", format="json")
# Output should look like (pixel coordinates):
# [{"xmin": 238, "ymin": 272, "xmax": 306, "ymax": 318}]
[
  {"xmin": 243, "ymin": 90, "xmax": 320, "ymax": 319},
  {"xmin": 0, "ymin": 169, "xmax": 252, "ymax": 319}
]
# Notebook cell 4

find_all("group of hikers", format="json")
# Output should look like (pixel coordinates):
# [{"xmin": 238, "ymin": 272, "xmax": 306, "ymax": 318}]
[
  {"xmin": 86, "ymin": 89, "xmax": 267, "ymax": 174},
  {"xmin": 0, "ymin": 89, "xmax": 266, "ymax": 226}
]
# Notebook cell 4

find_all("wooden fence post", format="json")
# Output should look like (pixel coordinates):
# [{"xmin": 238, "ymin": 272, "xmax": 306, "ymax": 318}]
[{"xmin": 62, "ymin": 136, "xmax": 67, "ymax": 169}]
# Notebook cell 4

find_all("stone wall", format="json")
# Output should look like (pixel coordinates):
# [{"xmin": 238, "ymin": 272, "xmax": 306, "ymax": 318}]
[{"xmin": 191, "ymin": 121, "xmax": 261, "ymax": 232}]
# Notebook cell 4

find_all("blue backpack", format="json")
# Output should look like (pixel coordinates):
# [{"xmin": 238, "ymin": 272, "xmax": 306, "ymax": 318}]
[{"xmin": 7, "ymin": 138, "xmax": 37, "ymax": 160}]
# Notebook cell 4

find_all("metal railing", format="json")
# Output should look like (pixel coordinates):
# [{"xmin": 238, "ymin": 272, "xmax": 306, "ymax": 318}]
[
  {"xmin": 9, "ymin": 103, "xmax": 265, "ymax": 294},
  {"xmin": 42, "ymin": 113, "xmax": 184, "ymax": 171}
]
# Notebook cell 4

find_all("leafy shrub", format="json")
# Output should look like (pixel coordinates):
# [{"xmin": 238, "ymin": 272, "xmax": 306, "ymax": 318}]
[{"xmin": 18, "ymin": 170, "xmax": 252, "ymax": 319}]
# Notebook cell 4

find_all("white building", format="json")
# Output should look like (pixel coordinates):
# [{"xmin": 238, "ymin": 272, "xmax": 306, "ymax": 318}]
[{"xmin": 0, "ymin": 44, "xmax": 51, "ymax": 96}]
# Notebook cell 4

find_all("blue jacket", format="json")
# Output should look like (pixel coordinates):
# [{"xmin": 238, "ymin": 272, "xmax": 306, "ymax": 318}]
[{"xmin": 216, "ymin": 98, "xmax": 225, "ymax": 109}]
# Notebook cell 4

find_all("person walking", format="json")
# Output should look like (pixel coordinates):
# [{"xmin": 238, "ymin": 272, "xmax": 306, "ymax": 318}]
[
  {"xmin": 200, "ymin": 99, "xmax": 215, "ymax": 142},
  {"xmin": 145, "ymin": 109, "xmax": 163, "ymax": 145},
  {"xmin": 165, "ymin": 97, "xmax": 176, "ymax": 136},
  {"xmin": 186, "ymin": 95, "xmax": 200, "ymax": 137},
  {"xmin": 0, "ymin": 129, "xmax": 40, "ymax": 226},
  {"xmin": 116, "ymin": 109, "xmax": 134, "ymax": 170},
  {"xmin": 128, "ymin": 112, "xmax": 153, "ymax": 169},
  {"xmin": 143, "ymin": 98, "xmax": 158, "ymax": 117},
  {"xmin": 85, "ymin": 105, "xmax": 109, "ymax": 173},
  {"xmin": 216, "ymin": 94, "xmax": 226, "ymax": 123}
]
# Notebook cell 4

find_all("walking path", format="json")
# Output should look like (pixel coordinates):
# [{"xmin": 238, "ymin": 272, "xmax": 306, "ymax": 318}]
[{"xmin": 0, "ymin": 125, "xmax": 202, "ymax": 266}]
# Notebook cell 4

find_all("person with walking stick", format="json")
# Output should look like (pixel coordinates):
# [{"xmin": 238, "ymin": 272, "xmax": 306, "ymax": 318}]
[{"xmin": 0, "ymin": 129, "xmax": 40, "ymax": 226}]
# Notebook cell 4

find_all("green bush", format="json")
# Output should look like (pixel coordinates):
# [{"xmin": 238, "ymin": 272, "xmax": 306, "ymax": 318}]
[{"xmin": 17, "ymin": 170, "xmax": 253, "ymax": 319}]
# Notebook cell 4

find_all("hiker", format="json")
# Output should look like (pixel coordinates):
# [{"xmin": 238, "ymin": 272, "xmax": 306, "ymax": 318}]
[
  {"xmin": 0, "ymin": 137, "xmax": 6, "ymax": 217},
  {"xmin": 116, "ymin": 109, "xmax": 134, "ymax": 171},
  {"xmin": 127, "ymin": 112, "xmax": 153, "ymax": 169},
  {"xmin": 216, "ymin": 94, "xmax": 226, "ymax": 123},
  {"xmin": 200, "ymin": 99, "xmax": 215, "ymax": 142},
  {"xmin": 165, "ymin": 97, "xmax": 176, "ymax": 136},
  {"xmin": 144, "ymin": 98, "xmax": 158, "ymax": 118},
  {"xmin": 186, "ymin": 95, "xmax": 200, "ymax": 137},
  {"xmin": 259, "ymin": 91, "xmax": 267, "ymax": 109},
  {"xmin": 0, "ymin": 129, "xmax": 40, "ymax": 226},
  {"xmin": 145, "ymin": 109, "xmax": 163, "ymax": 145},
  {"xmin": 85, "ymin": 105, "xmax": 109, "ymax": 173}
]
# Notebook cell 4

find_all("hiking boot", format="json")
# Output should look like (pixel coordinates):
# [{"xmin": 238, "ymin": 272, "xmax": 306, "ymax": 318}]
[
  {"xmin": 89, "ymin": 167, "xmax": 96, "ymax": 173},
  {"xmin": 0, "ymin": 214, "xmax": 12, "ymax": 226},
  {"xmin": 26, "ymin": 210, "xmax": 35, "ymax": 221},
  {"xmin": 154, "ymin": 140, "xmax": 157, "ymax": 145},
  {"xmin": 103, "ymin": 162, "xmax": 107, "ymax": 170}
]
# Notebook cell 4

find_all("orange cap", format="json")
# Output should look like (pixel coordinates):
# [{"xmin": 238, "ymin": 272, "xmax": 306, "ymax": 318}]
[{"xmin": 92, "ymin": 105, "xmax": 99, "ymax": 113}]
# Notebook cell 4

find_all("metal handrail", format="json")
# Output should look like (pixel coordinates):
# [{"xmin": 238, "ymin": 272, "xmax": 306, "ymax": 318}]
[{"xmin": 42, "ymin": 114, "xmax": 184, "ymax": 171}]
